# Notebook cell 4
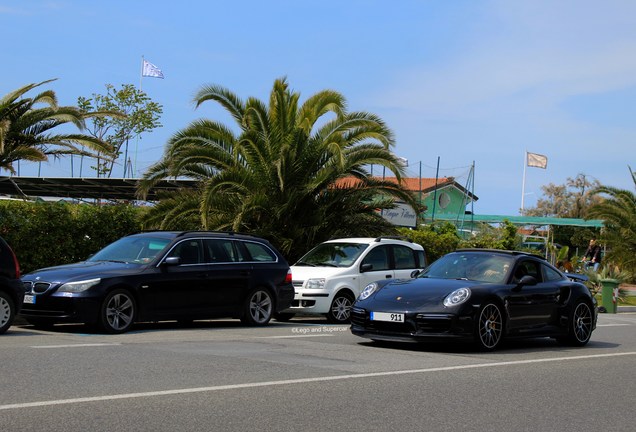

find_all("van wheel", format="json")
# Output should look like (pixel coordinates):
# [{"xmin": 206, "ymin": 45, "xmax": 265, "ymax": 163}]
[{"xmin": 326, "ymin": 292, "xmax": 354, "ymax": 324}]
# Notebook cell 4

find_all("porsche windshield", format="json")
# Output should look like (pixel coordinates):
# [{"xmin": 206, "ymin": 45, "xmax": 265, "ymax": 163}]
[
  {"xmin": 421, "ymin": 252, "xmax": 514, "ymax": 284},
  {"xmin": 88, "ymin": 236, "xmax": 172, "ymax": 264},
  {"xmin": 295, "ymin": 242, "xmax": 369, "ymax": 268}
]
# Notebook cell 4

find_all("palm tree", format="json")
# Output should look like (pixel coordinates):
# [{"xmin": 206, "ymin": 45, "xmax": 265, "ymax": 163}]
[
  {"xmin": 138, "ymin": 78, "xmax": 420, "ymax": 260},
  {"xmin": 587, "ymin": 166, "xmax": 636, "ymax": 274},
  {"xmin": 0, "ymin": 79, "xmax": 111, "ymax": 174}
]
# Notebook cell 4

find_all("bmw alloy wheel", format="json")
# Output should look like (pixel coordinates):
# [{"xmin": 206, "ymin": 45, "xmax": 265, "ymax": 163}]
[
  {"xmin": 0, "ymin": 292, "xmax": 14, "ymax": 334},
  {"xmin": 245, "ymin": 289, "xmax": 273, "ymax": 325},
  {"xmin": 101, "ymin": 290, "xmax": 135, "ymax": 333}
]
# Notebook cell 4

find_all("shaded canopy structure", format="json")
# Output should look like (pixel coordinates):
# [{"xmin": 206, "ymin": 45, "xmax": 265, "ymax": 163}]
[{"xmin": 0, "ymin": 176, "xmax": 196, "ymax": 201}]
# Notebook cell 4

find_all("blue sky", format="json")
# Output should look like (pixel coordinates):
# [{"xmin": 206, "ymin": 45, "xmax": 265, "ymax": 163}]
[{"xmin": 2, "ymin": 0, "xmax": 635, "ymax": 215}]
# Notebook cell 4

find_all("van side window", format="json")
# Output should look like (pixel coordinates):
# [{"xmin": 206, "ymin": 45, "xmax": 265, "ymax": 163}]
[
  {"xmin": 362, "ymin": 246, "xmax": 390, "ymax": 271},
  {"xmin": 393, "ymin": 245, "xmax": 416, "ymax": 270}
]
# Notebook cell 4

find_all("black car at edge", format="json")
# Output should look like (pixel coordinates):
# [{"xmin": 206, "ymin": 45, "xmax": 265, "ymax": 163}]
[
  {"xmin": 351, "ymin": 249, "xmax": 597, "ymax": 350},
  {"xmin": 21, "ymin": 231, "xmax": 294, "ymax": 333},
  {"xmin": 0, "ymin": 235, "xmax": 24, "ymax": 334}
]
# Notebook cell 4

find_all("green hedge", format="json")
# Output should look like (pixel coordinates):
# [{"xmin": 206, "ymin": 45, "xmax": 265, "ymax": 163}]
[{"xmin": 0, "ymin": 201, "xmax": 142, "ymax": 274}]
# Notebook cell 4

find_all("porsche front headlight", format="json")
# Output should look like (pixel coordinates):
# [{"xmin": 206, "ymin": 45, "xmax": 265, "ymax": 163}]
[
  {"xmin": 443, "ymin": 287, "xmax": 471, "ymax": 307},
  {"xmin": 359, "ymin": 282, "xmax": 378, "ymax": 301}
]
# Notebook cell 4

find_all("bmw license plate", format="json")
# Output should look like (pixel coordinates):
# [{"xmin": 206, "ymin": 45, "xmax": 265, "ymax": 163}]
[
  {"xmin": 370, "ymin": 312, "xmax": 404, "ymax": 322},
  {"xmin": 24, "ymin": 295, "xmax": 35, "ymax": 304}
]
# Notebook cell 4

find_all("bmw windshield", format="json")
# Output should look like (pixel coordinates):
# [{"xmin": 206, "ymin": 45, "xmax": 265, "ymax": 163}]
[
  {"xmin": 295, "ymin": 242, "xmax": 369, "ymax": 268},
  {"xmin": 87, "ymin": 236, "xmax": 172, "ymax": 264}
]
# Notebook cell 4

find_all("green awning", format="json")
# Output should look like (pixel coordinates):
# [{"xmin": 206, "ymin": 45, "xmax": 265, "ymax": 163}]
[{"xmin": 424, "ymin": 213, "xmax": 604, "ymax": 228}]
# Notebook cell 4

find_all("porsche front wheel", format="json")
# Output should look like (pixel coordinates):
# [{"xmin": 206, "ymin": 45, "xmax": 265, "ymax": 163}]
[{"xmin": 475, "ymin": 302, "xmax": 504, "ymax": 351}]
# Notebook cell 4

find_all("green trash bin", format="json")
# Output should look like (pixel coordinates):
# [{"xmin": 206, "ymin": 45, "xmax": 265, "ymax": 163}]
[{"xmin": 600, "ymin": 279, "xmax": 619, "ymax": 314}]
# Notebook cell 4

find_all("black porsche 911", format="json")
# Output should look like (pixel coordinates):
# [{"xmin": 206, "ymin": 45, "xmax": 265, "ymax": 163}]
[{"xmin": 350, "ymin": 249, "xmax": 597, "ymax": 350}]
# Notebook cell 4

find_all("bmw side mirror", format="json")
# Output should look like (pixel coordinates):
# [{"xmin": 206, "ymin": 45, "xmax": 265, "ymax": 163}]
[
  {"xmin": 410, "ymin": 269, "xmax": 422, "ymax": 278},
  {"xmin": 163, "ymin": 257, "xmax": 181, "ymax": 266}
]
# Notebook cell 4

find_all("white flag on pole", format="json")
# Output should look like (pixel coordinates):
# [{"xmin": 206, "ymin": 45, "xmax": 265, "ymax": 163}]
[
  {"xmin": 142, "ymin": 59, "xmax": 164, "ymax": 78},
  {"xmin": 527, "ymin": 152, "xmax": 548, "ymax": 169}
]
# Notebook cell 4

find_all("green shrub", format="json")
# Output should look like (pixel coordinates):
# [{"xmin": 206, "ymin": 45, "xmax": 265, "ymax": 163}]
[
  {"xmin": 398, "ymin": 222, "xmax": 461, "ymax": 263},
  {"xmin": 0, "ymin": 201, "xmax": 141, "ymax": 273}
]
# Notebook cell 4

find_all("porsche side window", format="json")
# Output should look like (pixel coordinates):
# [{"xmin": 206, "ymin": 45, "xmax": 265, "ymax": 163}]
[
  {"xmin": 543, "ymin": 265, "xmax": 564, "ymax": 282},
  {"xmin": 514, "ymin": 261, "xmax": 542, "ymax": 283}
]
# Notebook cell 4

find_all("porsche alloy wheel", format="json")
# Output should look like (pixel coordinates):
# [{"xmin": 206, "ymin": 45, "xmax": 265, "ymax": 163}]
[
  {"xmin": 566, "ymin": 301, "xmax": 593, "ymax": 346},
  {"xmin": 476, "ymin": 302, "xmax": 504, "ymax": 351}
]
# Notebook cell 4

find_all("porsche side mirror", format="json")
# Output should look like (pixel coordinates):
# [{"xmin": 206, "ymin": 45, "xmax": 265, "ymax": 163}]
[
  {"xmin": 411, "ymin": 269, "xmax": 422, "ymax": 278},
  {"xmin": 518, "ymin": 275, "xmax": 537, "ymax": 286}
]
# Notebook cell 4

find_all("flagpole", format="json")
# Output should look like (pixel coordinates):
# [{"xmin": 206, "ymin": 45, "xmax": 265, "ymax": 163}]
[
  {"xmin": 521, "ymin": 150, "xmax": 527, "ymax": 213},
  {"xmin": 140, "ymin": 55, "xmax": 144, "ymax": 91}
]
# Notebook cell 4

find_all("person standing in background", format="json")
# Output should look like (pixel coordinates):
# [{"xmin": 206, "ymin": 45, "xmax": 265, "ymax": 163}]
[{"xmin": 583, "ymin": 238, "xmax": 602, "ymax": 271}]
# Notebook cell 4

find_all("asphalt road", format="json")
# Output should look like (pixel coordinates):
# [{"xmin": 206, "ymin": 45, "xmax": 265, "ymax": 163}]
[{"xmin": 1, "ymin": 314, "xmax": 635, "ymax": 432}]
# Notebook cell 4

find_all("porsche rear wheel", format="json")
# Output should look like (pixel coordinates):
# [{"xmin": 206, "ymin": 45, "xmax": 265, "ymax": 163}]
[
  {"xmin": 560, "ymin": 300, "xmax": 593, "ymax": 346},
  {"xmin": 475, "ymin": 302, "xmax": 504, "ymax": 351}
]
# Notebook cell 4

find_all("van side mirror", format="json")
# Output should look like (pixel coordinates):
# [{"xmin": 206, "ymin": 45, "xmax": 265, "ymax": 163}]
[{"xmin": 360, "ymin": 263, "xmax": 373, "ymax": 272}]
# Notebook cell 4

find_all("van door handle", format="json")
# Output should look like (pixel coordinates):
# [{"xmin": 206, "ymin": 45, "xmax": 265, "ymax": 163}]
[{"xmin": 385, "ymin": 274, "xmax": 392, "ymax": 279}]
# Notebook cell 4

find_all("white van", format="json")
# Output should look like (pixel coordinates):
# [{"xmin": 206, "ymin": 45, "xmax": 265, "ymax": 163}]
[{"xmin": 277, "ymin": 237, "xmax": 426, "ymax": 323}]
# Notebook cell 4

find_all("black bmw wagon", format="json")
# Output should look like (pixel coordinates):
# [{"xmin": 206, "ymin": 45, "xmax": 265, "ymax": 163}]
[{"xmin": 21, "ymin": 231, "xmax": 294, "ymax": 333}]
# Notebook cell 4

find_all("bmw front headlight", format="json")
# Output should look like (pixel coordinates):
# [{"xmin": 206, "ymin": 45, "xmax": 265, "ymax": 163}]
[
  {"xmin": 305, "ymin": 278, "xmax": 326, "ymax": 289},
  {"xmin": 443, "ymin": 287, "xmax": 471, "ymax": 307},
  {"xmin": 358, "ymin": 282, "xmax": 378, "ymax": 301},
  {"xmin": 57, "ymin": 278, "xmax": 101, "ymax": 293}
]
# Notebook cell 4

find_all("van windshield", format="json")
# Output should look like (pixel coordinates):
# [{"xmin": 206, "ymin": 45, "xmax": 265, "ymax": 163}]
[{"xmin": 295, "ymin": 242, "xmax": 369, "ymax": 268}]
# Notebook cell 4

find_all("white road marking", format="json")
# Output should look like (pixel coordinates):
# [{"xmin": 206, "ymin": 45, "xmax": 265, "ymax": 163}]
[
  {"xmin": 256, "ymin": 334, "xmax": 334, "ymax": 339},
  {"xmin": 1, "ymin": 351, "xmax": 635, "ymax": 411},
  {"xmin": 596, "ymin": 324, "xmax": 631, "ymax": 327},
  {"xmin": 30, "ymin": 343, "xmax": 121, "ymax": 349}
]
